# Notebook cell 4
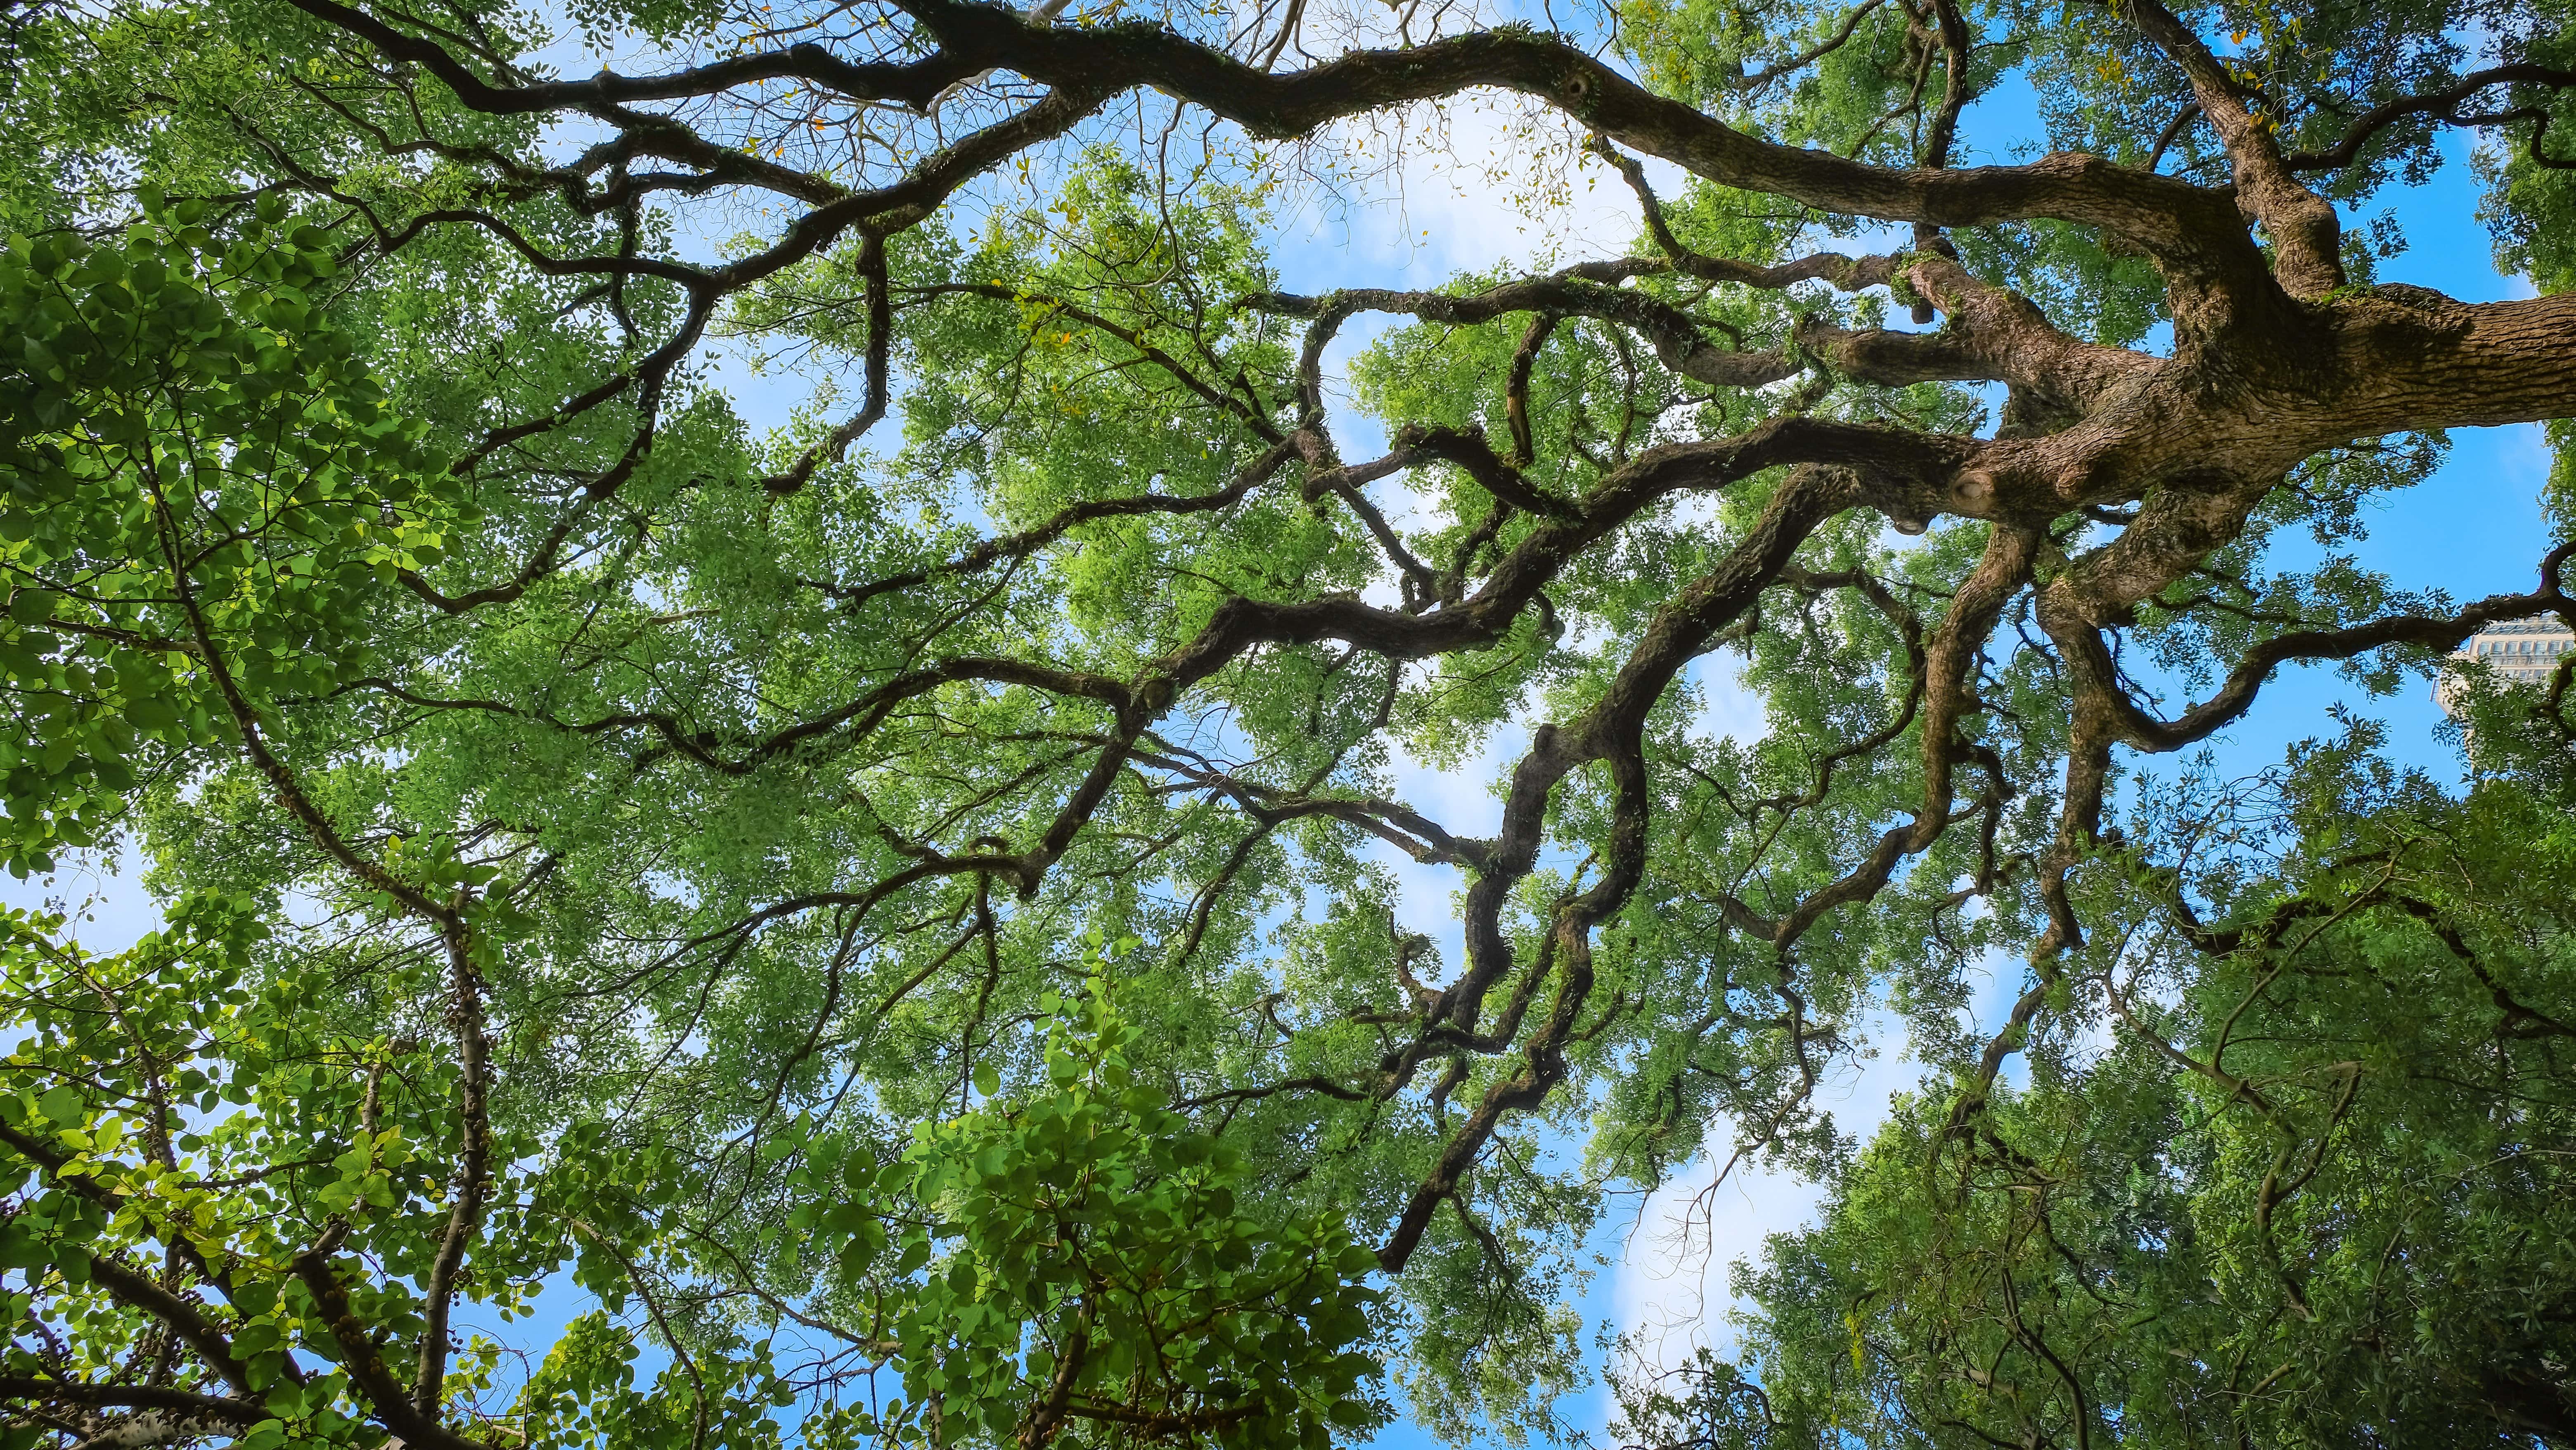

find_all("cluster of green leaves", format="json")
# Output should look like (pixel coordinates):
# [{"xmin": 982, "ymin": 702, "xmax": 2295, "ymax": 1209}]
[
  {"xmin": 0, "ymin": 907, "xmax": 1385, "ymax": 1450},
  {"xmin": 0, "ymin": 196, "xmax": 453, "ymax": 875},
  {"xmin": 1612, "ymin": 0, "xmax": 2005, "ymax": 162},
  {"xmin": 0, "ymin": 893, "xmax": 464, "ymax": 1449},
  {"xmin": 835, "ymin": 964, "xmax": 1387, "ymax": 1450},
  {"xmin": 1701, "ymin": 716, "xmax": 2576, "ymax": 1447}
]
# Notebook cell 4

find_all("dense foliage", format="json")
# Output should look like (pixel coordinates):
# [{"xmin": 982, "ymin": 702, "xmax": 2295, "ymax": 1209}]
[
  {"xmin": 1701, "ymin": 723, "xmax": 2576, "ymax": 1446},
  {"xmin": 0, "ymin": 0, "xmax": 2571, "ymax": 1445}
]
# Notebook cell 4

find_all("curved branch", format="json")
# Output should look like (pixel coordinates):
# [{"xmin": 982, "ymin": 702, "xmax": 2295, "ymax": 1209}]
[
  {"xmin": 866, "ymin": 0, "xmax": 2269, "ymax": 291},
  {"xmin": 2126, "ymin": 0, "xmax": 2342, "ymax": 296},
  {"xmin": 283, "ymin": 0, "xmax": 975, "ymax": 113},
  {"xmin": 2285, "ymin": 62, "xmax": 2576, "ymax": 171},
  {"xmin": 1376, "ymin": 464, "xmax": 1859, "ymax": 1270},
  {"xmin": 2098, "ymin": 548, "xmax": 2572, "ymax": 752},
  {"xmin": 760, "ymin": 229, "xmax": 896, "ymax": 495},
  {"xmin": 814, "ymin": 438, "xmax": 1298, "ymax": 611}
]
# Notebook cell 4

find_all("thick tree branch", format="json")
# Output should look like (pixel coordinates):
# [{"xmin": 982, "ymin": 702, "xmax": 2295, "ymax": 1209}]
[{"xmin": 2126, "ymin": 0, "xmax": 2342, "ymax": 297}]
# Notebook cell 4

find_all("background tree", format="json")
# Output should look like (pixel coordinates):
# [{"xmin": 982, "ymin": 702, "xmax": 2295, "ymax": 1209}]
[
  {"xmin": 1704, "ymin": 715, "xmax": 2576, "ymax": 1446},
  {"xmin": 0, "ymin": 0, "xmax": 2571, "ymax": 1445}
]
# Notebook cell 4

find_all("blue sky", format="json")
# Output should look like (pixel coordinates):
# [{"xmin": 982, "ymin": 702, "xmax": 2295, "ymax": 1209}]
[{"xmin": 4, "ymin": 40, "xmax": 2559, "ymax": 1450}]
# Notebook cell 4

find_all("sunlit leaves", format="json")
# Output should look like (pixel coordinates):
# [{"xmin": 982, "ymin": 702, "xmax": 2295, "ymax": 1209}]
[
  {"xmin": 829, "ymin": 965, "xmax": 1386, "ymax": 1450},
  {"xmin": 0, "ymin": 199, "xmax": 452, "ymax": 875},
  {"xmin": 0, "ymin": 919, "xmax": 1386, "ymax": 1450}
]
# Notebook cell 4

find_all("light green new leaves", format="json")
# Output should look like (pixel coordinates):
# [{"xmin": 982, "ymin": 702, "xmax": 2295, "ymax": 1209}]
[
  {"xmin": 0, "ymin": 195, "xmax": 453, "ymax": 875},
  {"xmin": 795, "ymin": 963, "xmax": 1387, "ymax": 1450},
  {"xmin": 0, "ymin": 907, "xmax": 1386, "ymax": 1450}
]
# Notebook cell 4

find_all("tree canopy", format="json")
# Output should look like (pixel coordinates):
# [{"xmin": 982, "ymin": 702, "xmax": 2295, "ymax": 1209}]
[{"xmin": 0, "ymin": 0, "xmax": 2574, "ymax": 1445}]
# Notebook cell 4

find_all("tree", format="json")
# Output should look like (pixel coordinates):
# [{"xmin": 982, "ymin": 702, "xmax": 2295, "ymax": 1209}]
[
  {"xmin": 1709, "ymin": 718, "xmax": 2576, "ymax": 1446},
  {"xmin": 0, "ymin": 0, "xmax": 2569, "ymax": 1444}
]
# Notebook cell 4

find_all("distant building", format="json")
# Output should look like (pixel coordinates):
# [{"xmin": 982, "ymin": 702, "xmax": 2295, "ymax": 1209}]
[{"xmin": 2436, "ymin": 615, "xmax": 2575, "ymax": 718}]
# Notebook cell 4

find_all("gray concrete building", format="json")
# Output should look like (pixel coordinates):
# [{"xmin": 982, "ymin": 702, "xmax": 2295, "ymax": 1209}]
[{"xmin": 2436, "ymin": 615, "xmax": 2576, "ymax": 718}]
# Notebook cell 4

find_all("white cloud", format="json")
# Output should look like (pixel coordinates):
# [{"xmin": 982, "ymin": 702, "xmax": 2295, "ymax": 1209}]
[
  {"xmin": 0, "ymin": 846, "xmax": 164, "ymax": 954},
  {"xmin": 1372, "ymin": 722, "xmax": 1529, "ymax": 982},
  {"xmin": 1271, "ymin": 89, "xmax": 1685, "ymax": 289},
  {"xmin": 1612, "ymin": 1010, "xmax": 1920, "ymax": 1365},
  {"xmin": 1686, "ymin": 656, "xmax": 1768, "ymax": 747},
  {"xmin": 1611, "ymin": 944, "xmax": 2033, "ymax": 1367},
  {"xmin": 2500, "ymin": 420, "xmax": 2554, "ymax": 486}
]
